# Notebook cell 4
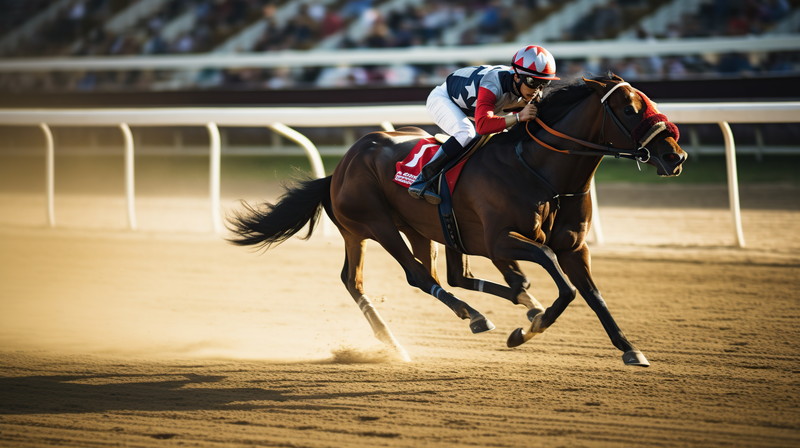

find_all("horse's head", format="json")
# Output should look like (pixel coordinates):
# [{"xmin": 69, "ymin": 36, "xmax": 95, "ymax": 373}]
[{"xmin": 585, "ymin": 75, "xmax": 687, "ymax": 177}]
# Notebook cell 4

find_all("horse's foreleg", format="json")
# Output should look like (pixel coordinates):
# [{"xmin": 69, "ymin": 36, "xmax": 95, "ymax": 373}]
[
  {"xmin": 494, "ymin": 232, "xmax": 577, "ymax": 348},
  {"xmin": 341, "ymin": 235, "xmax": 410, "ymax": 361},
  {"xmin": 491, "ymin": 258, "xmax": 545, "ymax": 320},
  {"xmin": 444, "ymin": 248, "xmax": 544, "ymax": 320},
  {"xmin": 557, "ymin": 247, "xmax": 649, "ymax": 367}
]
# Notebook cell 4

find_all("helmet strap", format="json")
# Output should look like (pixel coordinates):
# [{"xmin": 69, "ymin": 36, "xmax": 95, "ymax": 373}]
[{"xmin": 511, "ymin": 69, "xmax": 524, "ymax": 97}]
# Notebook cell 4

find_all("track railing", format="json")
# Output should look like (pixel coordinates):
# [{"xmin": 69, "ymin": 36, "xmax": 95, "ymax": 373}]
[{"xmin": 1, "ymin": 102, "xmax": 799, "ymax": 246}]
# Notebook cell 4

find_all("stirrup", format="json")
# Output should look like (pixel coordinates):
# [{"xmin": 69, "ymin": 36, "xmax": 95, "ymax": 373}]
[
  {"xmin": 422, "ymin": 189, "xmax": 441, "ymax": 205},
  {"xmin": 408, "ymin": 175, "xmax": 441, "ymax": 205},
  {"xmin": 407, "ymin": 178, "xmax": 428, "ymax": 199}
]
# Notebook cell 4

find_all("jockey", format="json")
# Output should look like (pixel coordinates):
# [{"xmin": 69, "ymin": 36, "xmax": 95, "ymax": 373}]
[{"xmin": 408, "ymin": 44, "xmax": 559, "ymax": 204}]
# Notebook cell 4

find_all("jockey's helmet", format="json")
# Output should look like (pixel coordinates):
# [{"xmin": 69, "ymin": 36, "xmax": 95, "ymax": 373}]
[{"xmin": 511, "ymin": 45, "xmax": 560, "ymax": 81}]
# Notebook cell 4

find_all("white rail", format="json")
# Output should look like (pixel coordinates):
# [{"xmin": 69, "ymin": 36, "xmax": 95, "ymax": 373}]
[
  {"xmin": 2, "ymin": 102, "xmax": 799, "ymax": 246},
  {"xmin": 1, "ymin": 36, "xmax": 798, "ymax": 72}
]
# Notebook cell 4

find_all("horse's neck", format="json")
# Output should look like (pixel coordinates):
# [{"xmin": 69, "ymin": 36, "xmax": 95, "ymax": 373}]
[
  {"xmin": 523, "ymin": 99, "xmax": 606, "ymax": 195},
  {"xmin": 525, "ymin": 145, "xmax": 602, "ymax": 195}
]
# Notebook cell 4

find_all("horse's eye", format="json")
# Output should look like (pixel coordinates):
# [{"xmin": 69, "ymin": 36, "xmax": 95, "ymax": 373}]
[{"xmin": 624, "ymin": 105, "xmax": 637, "ymax": 115}]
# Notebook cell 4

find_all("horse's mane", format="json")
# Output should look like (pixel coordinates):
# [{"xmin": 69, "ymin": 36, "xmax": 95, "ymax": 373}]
[
  {"xmin": 494, "ymin": 74, "xmax": 619, "ymax": 143},
  {"xmin": 536, "ymin": 74, "xmax": 618, "ymax": 124}
]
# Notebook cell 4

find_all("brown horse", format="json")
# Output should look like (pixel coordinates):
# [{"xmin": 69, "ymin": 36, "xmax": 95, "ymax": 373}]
[{"xmin": 228, "ymin": 75, "xmax": 686, "ymax": 367}]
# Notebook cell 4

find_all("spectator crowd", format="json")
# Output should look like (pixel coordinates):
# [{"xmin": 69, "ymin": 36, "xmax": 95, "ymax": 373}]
[{"xmin": 0, "ymin": 0, "xmax": 796, "ymax": 92}]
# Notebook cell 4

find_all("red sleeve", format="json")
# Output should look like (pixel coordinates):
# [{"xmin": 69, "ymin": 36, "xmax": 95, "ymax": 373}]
[{"xmin": 474, "ymin": 86, "xmax": 508, "ymax": 135}]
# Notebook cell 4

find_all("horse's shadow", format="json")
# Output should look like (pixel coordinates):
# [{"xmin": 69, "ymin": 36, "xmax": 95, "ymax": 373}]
[{"xmin": 0, "ymin": 371, "xmax": 401, "ymax": 415}]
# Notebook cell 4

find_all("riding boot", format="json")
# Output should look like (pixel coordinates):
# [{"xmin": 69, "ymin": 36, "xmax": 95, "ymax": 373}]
[{"xmin": 408, "ymin": 137, "xmax": 463, "ymax": 204}]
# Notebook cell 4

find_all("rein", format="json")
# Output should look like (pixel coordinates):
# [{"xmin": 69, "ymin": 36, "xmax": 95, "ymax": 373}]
[
  {"xmin": 526, "ymin": 117, "xmax": 646, "ymax": 161},
  {"xmin": 523, "ymin": 81, "xmax": 658, "ymax": 162},
  {"xmin": 513, "ymin": 78, "xmax": 679, "ymax": 204}
]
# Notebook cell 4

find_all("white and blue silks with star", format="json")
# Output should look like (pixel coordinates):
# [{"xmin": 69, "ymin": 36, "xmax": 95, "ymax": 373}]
[{"xmin": 426, "ymin": 65, "xmax": 524, "ymax": 148}]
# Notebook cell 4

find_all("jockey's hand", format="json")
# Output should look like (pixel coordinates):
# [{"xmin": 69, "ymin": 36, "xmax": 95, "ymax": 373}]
[{"xmin": 518, "ymin": 102, "xmax": 538, "ymax": 122}]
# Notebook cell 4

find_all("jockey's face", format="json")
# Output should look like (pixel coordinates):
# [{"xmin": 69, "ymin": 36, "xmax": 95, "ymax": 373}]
[{"xmin": 515, "ymin": 74, "xmax": 549, "ymax": 102}]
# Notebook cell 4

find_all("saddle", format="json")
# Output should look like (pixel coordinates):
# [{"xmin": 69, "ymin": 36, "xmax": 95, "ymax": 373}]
[{"xmin": 394, "ymin": 133, "xmax": 493, "ymax": 252}]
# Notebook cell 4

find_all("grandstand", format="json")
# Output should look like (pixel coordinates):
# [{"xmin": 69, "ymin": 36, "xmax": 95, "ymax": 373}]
[{"xmin": 0, "ymin": 0, "xmax": 798, "ymax": 92}]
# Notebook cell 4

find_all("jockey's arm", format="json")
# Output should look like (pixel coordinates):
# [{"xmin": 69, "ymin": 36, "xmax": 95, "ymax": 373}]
[
  {"xmin": 475, "ymin": 87, "xmax": 537, "ymax": 134},
  {"xmin": 474, "ymin": 87, "xmax": 510, "ymax": 135}
]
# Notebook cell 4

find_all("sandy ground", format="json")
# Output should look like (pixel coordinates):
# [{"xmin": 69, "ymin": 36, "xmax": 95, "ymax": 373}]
[{"xmin": 1, "ymin": 181, "xmax": 799, "ymax": 447}]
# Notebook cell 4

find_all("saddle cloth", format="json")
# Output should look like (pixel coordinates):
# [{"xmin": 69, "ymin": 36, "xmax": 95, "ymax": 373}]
[{"xmin": 393, "ymin": 137, "xmax": 469, "ymax": 193}]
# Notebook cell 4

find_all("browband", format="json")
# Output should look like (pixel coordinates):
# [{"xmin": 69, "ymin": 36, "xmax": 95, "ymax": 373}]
[{"xmin": 600, "ymin": 82, "xmax": 630, "ymax": 104}]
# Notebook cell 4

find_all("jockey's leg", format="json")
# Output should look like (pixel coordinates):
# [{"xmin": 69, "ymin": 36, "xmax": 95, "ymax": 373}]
[
  {"xmin": 407, "ymin": 136, "xmax": 462, "ymax": 204},
  {"xmin": 410, "ymin": 85, "xmax": 475, "ymax": 205}
]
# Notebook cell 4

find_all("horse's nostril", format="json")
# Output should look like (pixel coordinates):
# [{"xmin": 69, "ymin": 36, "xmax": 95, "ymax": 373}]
[{"xmin": 662, "ymin": 152, "xmax": 683, "ymax": 164}]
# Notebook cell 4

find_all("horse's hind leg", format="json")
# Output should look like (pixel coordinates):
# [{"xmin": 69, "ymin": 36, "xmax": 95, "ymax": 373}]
[
  {"xmin": 445, "ymin": 247, "xmax": 510, "ymax": 298},
  {"xmin": 445, "ymin": 248, "xmax": 544, "ymax": 320},
  {"xmin": 402, "ymin": 227, "xmax": 440, "ymax": 284},
  {"xmin": 340, "ymin": 233, "xmax": 410, "ymax": 361},
  {"xmin": 368, "ymin": 224, "xmax": 495, "ymax": 334}
]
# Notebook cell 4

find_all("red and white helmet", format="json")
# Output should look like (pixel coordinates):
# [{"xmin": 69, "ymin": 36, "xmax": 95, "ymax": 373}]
[{"xmin": 511, "ymin": 45, "xmax": 560, "ymax": 80}]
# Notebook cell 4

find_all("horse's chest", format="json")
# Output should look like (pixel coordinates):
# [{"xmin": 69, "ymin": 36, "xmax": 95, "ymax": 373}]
[
  {"xmin": 530, "ymin": 204, "xmax": 557, "ymax": 243},
  {"xmin": 533, "ymin": 203, "xmax": 590, "ymax": 250}
]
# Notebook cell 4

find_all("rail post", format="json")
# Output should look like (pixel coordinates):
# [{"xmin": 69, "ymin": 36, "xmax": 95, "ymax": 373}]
[
  {"xmin": 119, "ymin": 123, "xmax": 137, "ymax": 230},
  {"xmin": 39, "ymin": 123, "xmax": 55, "ymax": 228},
  {"xmin": 207, "ymin": 122, "xmax": 224, "ymax": 234},
  {"xmin": 719, "ymin": 121, "xmax": 745, "ymax": 247}
]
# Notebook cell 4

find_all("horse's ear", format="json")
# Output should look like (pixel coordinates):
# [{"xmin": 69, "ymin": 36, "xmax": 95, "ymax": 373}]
[{"xmin": 583, "ymin": 77, "xmax": 606, "ymax": 94}]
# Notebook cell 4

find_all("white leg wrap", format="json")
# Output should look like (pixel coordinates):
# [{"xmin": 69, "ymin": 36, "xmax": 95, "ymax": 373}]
[{"xmin": 356, "ymin": 295, "xmax": 410, "ymax": 362}]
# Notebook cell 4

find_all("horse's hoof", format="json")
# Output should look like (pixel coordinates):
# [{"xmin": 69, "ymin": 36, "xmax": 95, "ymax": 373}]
[
  {"xmin": 622, "ymin": 350, "xmax": 650, "ymax": 367},
  {"xmin": 526, "ymin": 308, "xmax": 543, "ymax": 322},
  {"xmin": 469, "ymin": 316, "xmax": 495, "ymax": 333},
  {"xmin": 506, "ymin": 328, "xmax": 525, "ymax": 348}
]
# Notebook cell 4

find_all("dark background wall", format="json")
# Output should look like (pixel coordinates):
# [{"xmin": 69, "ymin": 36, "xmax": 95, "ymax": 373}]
[{"xmin": 2, "ymin": 75, "xmax": 798, "ymax": 108}]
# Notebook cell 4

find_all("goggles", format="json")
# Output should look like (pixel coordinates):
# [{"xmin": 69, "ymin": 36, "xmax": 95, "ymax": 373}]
[{"xmin": 520, "ymin": 75, "xmax": 551, "ymax": 89}]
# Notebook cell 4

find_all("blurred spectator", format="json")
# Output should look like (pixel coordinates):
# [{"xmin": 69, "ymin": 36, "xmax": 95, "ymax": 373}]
[
  {"xmin": 173, "ymin": 31, "xmax": 196, "ymax": 53},
  {"xmin": 1, "ymin": 0, "xmax": 799, "ymax": 92},
  {"xmin": 616, "ymin": 58, "xmax": 643, "ymax": 79},
  {"xmin": 363, "ymin": 20, "xmax": 391, "ymax": 48},
  {"xmin": 321, "ymin": 9, "xmax": 345, "ymax": 37},
  {"xmin": 317, "ymin": 64, "xmax": 369, "ymax": 87},
  {"xmin": 282, "ymin": 4, "xmax": 321, "ymax": 50},
  {"xmin": 476, "ymin": 0, "xmax": 514, "ymax": 44},
  {"xmin": 341, "ymin": 0, "xmax": 374, "ymax": 20},
  {"xmin": 717, "ymin": 52, "xmax": 755, "ymax": 75},
  {"xmin": 664, "ymin": 57, "xmax": 689, "ymax": 79}
]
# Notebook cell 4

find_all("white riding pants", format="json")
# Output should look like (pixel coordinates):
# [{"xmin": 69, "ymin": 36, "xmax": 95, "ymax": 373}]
[{"xmin": 426, "ymin": 83, "xmax": 476, "ymax": 147}]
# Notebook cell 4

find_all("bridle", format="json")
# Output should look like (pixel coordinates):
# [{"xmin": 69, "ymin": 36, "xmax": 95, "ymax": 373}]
[
  {"xmin": 523, "ymin": 81, "xmax": 659, "ymax": 163},
  {"xmin": 515, "ymin": 80, "xmax": 676, "ymax": 200}
]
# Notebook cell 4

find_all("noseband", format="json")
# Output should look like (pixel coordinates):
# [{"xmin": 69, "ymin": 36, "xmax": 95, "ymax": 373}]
[{"xmin": 525, "ymin": 81, "xmax": 678, "ymax": 163}]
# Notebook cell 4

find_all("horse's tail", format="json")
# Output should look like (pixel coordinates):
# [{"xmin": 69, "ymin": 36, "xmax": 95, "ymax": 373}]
[{"xmin": 227, "ymin": 176, "xmax": 333, "ymax": 250}]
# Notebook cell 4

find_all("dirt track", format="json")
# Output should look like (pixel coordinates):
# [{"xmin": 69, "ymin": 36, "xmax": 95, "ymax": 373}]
[{"xmin": 1, "ymin": 183, "xmax": 799, "ymax": 447}]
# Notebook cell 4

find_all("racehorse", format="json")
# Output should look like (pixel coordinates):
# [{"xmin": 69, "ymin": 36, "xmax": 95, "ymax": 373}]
[{"xmin": 227, "ymin": 74, "xmax": 686, "ymax": 367}]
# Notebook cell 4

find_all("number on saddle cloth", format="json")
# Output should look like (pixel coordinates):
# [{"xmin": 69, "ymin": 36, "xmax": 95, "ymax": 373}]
[{"xmin": 393, "ymin": 135, "xmax": 488, "ymax": 193}]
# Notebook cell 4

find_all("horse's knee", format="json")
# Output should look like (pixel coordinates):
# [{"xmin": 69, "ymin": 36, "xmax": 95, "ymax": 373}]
[
  {"xmin": 560, "ymin": 285, "xmax": 578, "ymax": 304},
  {"xmin": 446, "ymin": 268, "xmax": 465, "ymax": 288},
  {"xmin": 403, "ymin": 267, "xmax": 430, "ymax": 291}
]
